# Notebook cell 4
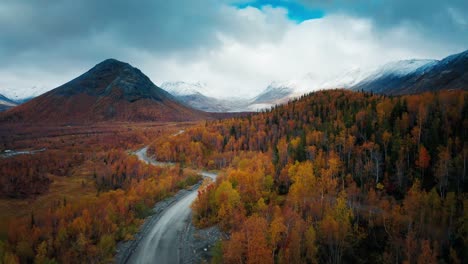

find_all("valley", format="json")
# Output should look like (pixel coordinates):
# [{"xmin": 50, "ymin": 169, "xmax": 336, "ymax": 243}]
[
  {"xmin": 0, "ymin": 51, "xmax": 467, "ymax": 264},
  {"xmin": 0, "ymin": 122, "xmax": 202, "ymax": 262},
  {"xmin": 2, "ymin": 1, "xmax": 468, "ymax": 263},
  {"xmin": 0, "ymin": 88, "xmax": 467, "ymax": 263}
]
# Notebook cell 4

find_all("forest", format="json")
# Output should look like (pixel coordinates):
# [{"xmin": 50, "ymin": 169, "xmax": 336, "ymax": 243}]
[
  {"xmin": 0, "ymin": 89, "xmax": 466, "ymax": 263},
  {"xmin": 149, "ymin": 89, "xmax": 467, "ymax": 263},
  {"xmin": 0, "ymin": 123, "xmax": 201, "ymax": 263}
]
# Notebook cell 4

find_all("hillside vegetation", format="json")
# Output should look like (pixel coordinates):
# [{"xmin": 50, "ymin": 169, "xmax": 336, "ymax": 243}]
[{"xmin": 149, "ymin": 89, "xmax": 467, "ymax": 263}]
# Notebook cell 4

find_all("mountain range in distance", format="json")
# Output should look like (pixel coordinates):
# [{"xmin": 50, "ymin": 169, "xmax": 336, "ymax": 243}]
[
  {"xmin": 160, "ymin": 49, "xmax": 468, "ymax": 111},
  {"xmin": 160, "ymin": 81, "xmax": 250, "ymax": 112},
  {"xmin": 0, "ymin": 93, "xmax": 18, "ymax": 112},
  {"xmin": 352, "ymin": 49, "xmax": 468, "ymax": 95},
  {"xmin": 1, "ymin": 49, "xmax": 466, "ymax": 117}
]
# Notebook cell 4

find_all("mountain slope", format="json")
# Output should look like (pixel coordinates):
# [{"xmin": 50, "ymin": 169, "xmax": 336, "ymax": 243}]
[
  {"xmin": 248, "ymin": 68, "xmax": 374, "ymax": 110},
  {"xmin": 0, "ymin": 93, "xmax": 17, "ymax": 112},
  {"xmin": 249, "ymin": 50, "xmax": 467, "ymax": 110},
  {"xmin": 251, "ymin": 84, "xmax": 293, "ymax": 105},
  {"xmin": 0, "ymin": 59, "xmax": 212, "ymax": 123},
  {"xmin": 161, "ymin": 82, "xmax": 249, "ymax": 112},
  {"xmin": 161, "ymin": 81, "xmax": 210, "ymax": 97},
  {"xmin": 352, "ymin": 50, "xmax": 468, "ymax": 95}
]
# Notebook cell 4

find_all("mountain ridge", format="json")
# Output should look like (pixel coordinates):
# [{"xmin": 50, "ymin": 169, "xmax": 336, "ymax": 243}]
[
  {"xmin": 0, "ymin": 59, "xmax": 212, "ymax": 123},
  {"xmin": 161, "ymin": 81, "xmax": 250, "ymax": 112},
  {"xmin": 352, "ymin": 49, "xmax": 468, "ymax": 94}
]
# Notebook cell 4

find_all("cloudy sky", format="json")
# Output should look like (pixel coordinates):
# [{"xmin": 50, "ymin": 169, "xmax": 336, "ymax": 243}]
[{"xmin": 0, "ymin": 0, "xmax": 467, "ymax": 99}]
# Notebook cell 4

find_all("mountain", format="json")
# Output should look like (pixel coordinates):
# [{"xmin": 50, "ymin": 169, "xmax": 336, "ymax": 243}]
[
  {"xmin": 161, "ymin": 81, "xmax": 210, "ymax": 97},
  {"xmin": 247, "ymin": 84, "xmax": 293, "ymax": 111},
  {"xmin": 0, "ymin": 93, "xmax": 17, "ymax": 112},
  {"xmin": 0, "ymin": 59, "xmax": 212, "ymax": 123},
  {"xmin": 14, "ymin": 97, "xmax": 35, "ymax": 104},
  {"xmin": 352, "ymin": 50, "xmax": 468, "ymax": 95},
  {"xmin": 250, "ymin": 49, "xmax": 468, "ymax": 110},
  {"xmin": 248, "ymin": 67, "xmax": 376, "ymax": 110},
  {"xmin": 161, "ymin": 82, "xmax": 249, "ymax": 112},
  {"xmin": 251, "ymin": 84, "xmax": 293, "ymax": 104},
  {"xmin": 0, "ymin": 86, "xmax": 45, "ymax": 103}
]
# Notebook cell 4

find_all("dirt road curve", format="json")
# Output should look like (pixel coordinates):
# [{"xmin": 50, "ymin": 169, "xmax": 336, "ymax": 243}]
[{"xmin": 120, "ymin": 146, "xmax": 217, "ymax": 264}]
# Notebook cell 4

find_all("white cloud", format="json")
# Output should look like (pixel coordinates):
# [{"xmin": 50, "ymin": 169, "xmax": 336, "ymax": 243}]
[
  {"xmin": 141, "ymin": 12, "xmax": 463, "ymax": 99},
  {"xmin": 0, "ymin": 6, "xmax": 465, "ymax": 100}
]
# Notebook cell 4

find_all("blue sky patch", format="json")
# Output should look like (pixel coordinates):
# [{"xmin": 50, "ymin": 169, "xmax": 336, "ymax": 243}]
[{"xmin": 233, "ymin": 0, "xmax": 325, "ymax": 22}]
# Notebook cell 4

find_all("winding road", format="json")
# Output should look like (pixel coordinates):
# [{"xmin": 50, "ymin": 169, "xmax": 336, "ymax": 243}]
[
  {"xmin": 134, "ymin": 147, "xmax": 174, "ymax": 167},
  {"xmin": 125, "ymin": 147, "xmax": 217, "ymax": 264}
]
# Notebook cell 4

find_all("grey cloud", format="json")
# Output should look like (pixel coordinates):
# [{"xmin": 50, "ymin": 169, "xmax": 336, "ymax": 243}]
[
  {"xmin": 300, "ymin": 0, "xmax": 468, "ymax": 48},
  {"xmin": 0, "ymin": 0, "xmax": 290, "ymax": 68},
  {"xmin": 0, "ymin": 0, "xmax": 466, "ymax": 99},
  {"xmin": 0, "ymin": 1, "xmax": 217, "ymax": 62}
]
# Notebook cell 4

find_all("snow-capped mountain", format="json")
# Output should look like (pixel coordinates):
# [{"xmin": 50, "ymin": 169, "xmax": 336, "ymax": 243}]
[
  {"xmin": 370, "ymin": 59, "xmax": 437, "ymax": 77},
  {"xmin": 248, "ymin": 67, "xmax": 373, "ymax": 110},
  {"xmin": 251, "ymin": 84, "xmax": 293, "ymax": 104},
  {"xmin": 352, "ymin": 50, "xmax": 468, "ymax": 95},
  {"xmin": 319, "ymin": 68, "xmax": 371, "ymax": 90},
  {"xmin": 160, "ymin": 81, "xmax": 210, "ymax": 97},
  {"xmin": 351, "ymin": 59, "xmax": 437, "ymax": 94},
  {"xmin": 253, "ymin": 50, "xmax": 467, "ymax": 110},
  {"xmin": 0, "ymin": 86, "xmax": 45, "ymax": 102},
  {"xmin": 199, "ymin": 56, "xmax": 459, "ymax": 112},
  {"xmin": 0, "ymin": 93, "xmax": 18, "ymax": 112},
  {"xmin": 247, "ymin": 84, "xmax": 293, "ymax": 111},
  {"xmin": 161, "ymin": 82, "xmax": 249, "ymax": 112}
]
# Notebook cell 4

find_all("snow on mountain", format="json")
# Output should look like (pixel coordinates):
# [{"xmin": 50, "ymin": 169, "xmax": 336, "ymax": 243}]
[
  {"xmin": 352, "ymin": 50, "xmax": 468, "ymax": 95},
  {"xmin": 358, "ymin": 59, "xmax": 437, "ymax": 84},
  {"xmin": 161, "ymin": 81, "xmax": 250, "ymax": 112},
  {"xmin": 0, "ymin": 86, "xmax": 45, "ymax": 102},
  {"xmin": 250, "ymin": 67, "xmax": 373, "ymax": 110},
  {"xmin": 0, "ymin": 93, "xmax": 18, "ymax": 111},
  {"xmin": 0, "ymin": 94, "xmax": 15, "ymax": 105},
  {"xmin": 249, "ymin": 58, "xmax": 446, "ymax": 110},
  {"xmin": 160, "ymin": 81, "xmax": 210, "ymax": 97},
  {"xmin": 252, "ymin": 83, "xmax": 293, "ymax": 104},
  {"xmin": 320, "ymin": 68, "xmax": 372, "ymax": 89}
]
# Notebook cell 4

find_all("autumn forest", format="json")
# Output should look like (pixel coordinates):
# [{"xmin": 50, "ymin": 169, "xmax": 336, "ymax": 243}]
[{"xmin": 0, "ymin": 89, "xmax": 467, "ymax": 263}]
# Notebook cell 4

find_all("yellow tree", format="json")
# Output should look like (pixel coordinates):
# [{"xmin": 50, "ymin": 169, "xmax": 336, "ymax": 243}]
[
  {"xmin": 288, "ymin": 161, "xmax": 316, "ymax": 213},
  {"xmin": 215, "ymin": 181, "xmax": 242, "ymax": 230},
  {"xmin": 319, "ymin": 191, "xmax": 353, "ymax": 264},
  {"xmin": 269, "ymin": 206, "xmax": 286, "ymax": 251},
  {"xmin": 305, "ymin": 225, "xmax": 318, "ymax": 263}
]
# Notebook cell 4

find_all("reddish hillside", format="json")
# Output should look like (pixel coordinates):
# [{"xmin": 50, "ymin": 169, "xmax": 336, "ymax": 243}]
[{"xmin": 0, "ymin": 59, "xmax": 212, "ymax": 123}]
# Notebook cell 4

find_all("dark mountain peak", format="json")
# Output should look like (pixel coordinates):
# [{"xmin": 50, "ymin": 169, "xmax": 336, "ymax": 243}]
[
  {"xmin": 1, "ymin": 59, "xmax": 212, "ymax": 123},
  {"xmin": 96, "ymin": 58, "xmax": 129, "ymax": 67},
  {"xmin": 52, "ymin": 59, "xmax": 172, "ymax": 102},
  {"xmin": 89, "ymin": 58, "xmax": 137, "ymax": 76},
  {"xmin": 85, "ymin": 58, "xmax": 144, "ymax": 82}
]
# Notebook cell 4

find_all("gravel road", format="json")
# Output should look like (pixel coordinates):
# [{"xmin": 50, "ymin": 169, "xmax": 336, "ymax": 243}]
[{"xmin": 115, "ymin": 147, "xmax": 220, "ymax": 264}]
